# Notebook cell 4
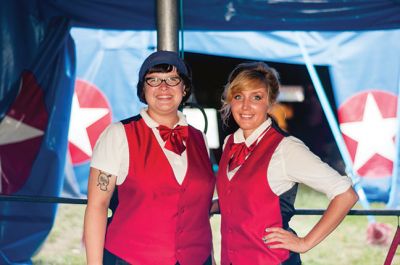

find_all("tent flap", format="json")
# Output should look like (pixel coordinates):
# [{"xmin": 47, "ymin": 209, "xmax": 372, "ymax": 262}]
[{"xmin": 40, "ymin": 0, "xmax": 400, "ymax": 31}]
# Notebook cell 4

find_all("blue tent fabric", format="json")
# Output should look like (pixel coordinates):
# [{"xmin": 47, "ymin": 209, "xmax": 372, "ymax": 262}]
[
  {"xmin": 39, "ymin": 1, "xmax": 400, "ymax": 31},
  {"xmin": 1, "ymin": 0, "xmax": 400, "ymax": 263},
  {"xmin": 0, "ymin": 1, "xmax": 75, "ymax": 264},
  {"xmin": 183, "ymin": 30, "xmax": 400, "ymax": 204},
  {"xmin": 389, "ymin": 91, "xmax": 400, "ymax": 207},
  {"xmin": 69, "ymin": 29, "xmax": 400, "ymax": 204},
  {"xmin": 0, "ymin": 0, "xmax": 43, "ymax": 117},
  {"xmin": 67, "ymin": 29, "xmax": 149, "ymax": 194}
]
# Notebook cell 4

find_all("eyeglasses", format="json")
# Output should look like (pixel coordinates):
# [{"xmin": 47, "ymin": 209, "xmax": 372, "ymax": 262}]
[{"xmin": 145, "ymin": 76, "xmax": 182, "ymax": 87}]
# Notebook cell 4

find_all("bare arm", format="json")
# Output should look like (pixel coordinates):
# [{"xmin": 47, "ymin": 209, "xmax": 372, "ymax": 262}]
[
  {"xmin": 265, "ymin": 187, "xmax": 358, "ymax": 253},
  {"xmin": 84, "ymin": 167, "xmax": 116, "ymax": 265}
]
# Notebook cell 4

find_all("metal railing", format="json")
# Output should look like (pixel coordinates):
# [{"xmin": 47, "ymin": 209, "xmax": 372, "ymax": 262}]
[
  {"xmin": 1, "ymin": 195, "xmax": 399, "ymax": 217},
  {"xmin": 1, "ymin": 194, "xmax": 399, "ymax": 264}
]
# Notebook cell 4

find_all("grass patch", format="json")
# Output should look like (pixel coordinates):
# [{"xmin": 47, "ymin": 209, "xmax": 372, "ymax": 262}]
[
  {"xmin": 33, "ymin": 204, "xmax": 86, "ymax": 265},
  {"xmin": 33, "ymin": 184, "xmax": 400, "ymax": 264}
]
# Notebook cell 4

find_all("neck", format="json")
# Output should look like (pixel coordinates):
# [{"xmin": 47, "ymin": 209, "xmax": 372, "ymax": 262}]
[
  {"xmin": 243, "ymin": 130, "xmax": 253, "ymax": 139},
  {"xmin": 242, "ymin": 119, "xmax": 268, "ymax": 139}
]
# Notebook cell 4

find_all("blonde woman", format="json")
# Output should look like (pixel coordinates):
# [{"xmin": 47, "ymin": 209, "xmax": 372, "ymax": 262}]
[{"xmin": 216, "ymin": 62, "xmax": 358, "ymax": 265}]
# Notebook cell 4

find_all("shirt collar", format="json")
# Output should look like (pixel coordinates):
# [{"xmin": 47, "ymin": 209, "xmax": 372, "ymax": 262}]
[
  {"xmin": 140, "ymin": 108, "xmax": 188, "ymax": 129},
  {"xmin": 233, "ymin": 118, "xmax": 272, "ymax": 146}
]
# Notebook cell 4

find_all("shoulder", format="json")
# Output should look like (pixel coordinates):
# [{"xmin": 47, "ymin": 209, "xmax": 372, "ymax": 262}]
[
  {"xmin": 270, "ymin": 117, "xmax": 290, "ymax": 137},
  {"xmin": 95, "ymin": 122, "xmax": 126, "ymax": 148},
  {"xmin": 100, "ymin": 122, "xmax": 125, "ymax": 139},
  {"xmin": 92, "ymin": 122, "xmax": 127, "ymax": 167},
  {"xmin": 121, "ymin": 114, "xmax": 142, "ymax": 125},
  {"xmin": 280, "ymin": 135, "xmax": 307, "ymax": 147},
  {"xmin": 276, "ymin": 135, "xmax": 312, "ymax": 157}
]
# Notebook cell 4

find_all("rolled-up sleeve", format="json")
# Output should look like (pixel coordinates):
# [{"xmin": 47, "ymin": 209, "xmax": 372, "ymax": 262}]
[
  {"xmin": 90, "ymin": 122, "xmax": 128, "ymax": 184},
  {"xmin": 280, "ymin": 136, "xmax": 352, "ymax": 200}
]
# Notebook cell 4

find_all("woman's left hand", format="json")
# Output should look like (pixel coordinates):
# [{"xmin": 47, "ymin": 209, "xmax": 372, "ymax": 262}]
[
  {"xmin": 263, "ymin": 227, "xmax": 310, "ymax": 253},
  {"xmin": 262, "ymin": 187, "xmax": 358, "ymax": 254}
]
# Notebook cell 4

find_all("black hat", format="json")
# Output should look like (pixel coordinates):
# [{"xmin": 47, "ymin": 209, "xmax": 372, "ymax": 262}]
[{"xmin": 138, "ymin": 50, "xmax": 188, "ymax": 81}]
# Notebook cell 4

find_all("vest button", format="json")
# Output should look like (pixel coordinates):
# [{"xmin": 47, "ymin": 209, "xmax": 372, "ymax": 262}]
[{"xmin": 227, "ymin": 189, "xmax": 232, "ymax": 194}]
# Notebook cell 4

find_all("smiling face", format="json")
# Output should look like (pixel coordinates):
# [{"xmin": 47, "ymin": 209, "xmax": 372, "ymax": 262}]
[
  {"xmin": 144, "ymin": 68, "xmax": 185, "ymax": 123},
  {"xmin": 230, "ymin": 82, "xmax": 271, "ymax": 138},
  {"xmin": 220, "ymin": 62, "xmax": 280, "ymax": 135}
]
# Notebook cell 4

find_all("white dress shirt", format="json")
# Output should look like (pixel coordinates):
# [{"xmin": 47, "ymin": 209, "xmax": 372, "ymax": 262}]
[
  {"xmin": 225, "ymin": 118, "xmax": 352, "ymax": 200},
  {"xmin": 91, "ymin": 108, "xmax": 208, "ymax": 185}
]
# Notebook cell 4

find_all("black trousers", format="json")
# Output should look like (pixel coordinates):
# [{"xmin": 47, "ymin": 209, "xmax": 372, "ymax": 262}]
[
  {"xmin": 229, "ymin": 251, "xmax": 302, "ymax": 265},
  {"xmin": 103, "ymin": 249, "xmax": 129, "ymax": 265},
  {"xmin": 282, "ymin": 251, "xmax": 302, "ymax": 265},
  {"xmin": 103, "ymin": 249, "xmax": 212, "ymax": 265},
  {"xmin": 176, "ymin": 255, "xmax": 212, "ymax": 265}
]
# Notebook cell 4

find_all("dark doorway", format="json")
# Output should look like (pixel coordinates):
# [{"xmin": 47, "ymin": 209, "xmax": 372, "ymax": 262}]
[{"xmin": 184, "ymin": 52, "xmax": 345, "ymax": 174}]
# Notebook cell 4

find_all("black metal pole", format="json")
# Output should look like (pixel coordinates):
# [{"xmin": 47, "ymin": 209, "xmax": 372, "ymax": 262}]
[
  {"xmin": 156, "ymin": 0, "xmax": 179, "ymax": 52},
  {"xmin": 1, "ymin": 194, "xmax": 400, "ymax": 217}
]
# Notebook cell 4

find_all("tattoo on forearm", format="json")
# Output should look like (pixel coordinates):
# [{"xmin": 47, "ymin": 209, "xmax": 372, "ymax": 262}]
[{"xmin": 97, "ymin": 171, "xmax": 111, "ymax": 191}]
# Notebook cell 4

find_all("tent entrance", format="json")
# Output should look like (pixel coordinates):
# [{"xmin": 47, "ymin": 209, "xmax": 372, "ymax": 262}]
[{"xmin": 185, "ymin": 52, "xmax": 343, "ymax": 173}]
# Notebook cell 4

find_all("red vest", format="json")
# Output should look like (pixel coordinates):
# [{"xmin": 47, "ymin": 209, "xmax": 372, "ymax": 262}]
[
  {"xmin": 105, "ymin": 116, "xmax": 215, "ymax": 265},
  {"xmin": 216, "ymin": 126, "xmax": 289, "ymax": 265}
]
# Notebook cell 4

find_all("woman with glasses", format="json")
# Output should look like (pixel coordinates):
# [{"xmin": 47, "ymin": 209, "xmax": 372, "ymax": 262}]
[
  {"xmin": 84, "ymin": 51, "xmax": 215, "ymax": 265},
  {"xmin": 216, "ymin": 62, "xmax": 358, "ymax": 265}
]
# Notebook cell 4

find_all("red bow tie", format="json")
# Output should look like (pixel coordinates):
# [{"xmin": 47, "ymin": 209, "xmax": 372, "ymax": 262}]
[
  {"xmin": 228, "ymin": 141, "xmax": 256, "ymax": 171},
  {"xmin": 157, "ymin": 125, "xmax": 188, "ymax": 155}
]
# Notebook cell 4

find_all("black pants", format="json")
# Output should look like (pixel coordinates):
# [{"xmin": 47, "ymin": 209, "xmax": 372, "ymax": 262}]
[
  {"xmin": 229, "ymin": 251, "xmax": 301, "ymax": 265},
  {"xmin": 103, "ymin": 249, "xmax": 212, "ymax": 265},
  {"xmin": 282, "ymin": 251, "xmax": 302, "ymax": 265},
  {"xmin": 103, "ymin": 249, "xmax": 130, "ymax": 265},
  {"xmin": 175, "ymin": 255, "xmax": 212, "ymax": 265}
]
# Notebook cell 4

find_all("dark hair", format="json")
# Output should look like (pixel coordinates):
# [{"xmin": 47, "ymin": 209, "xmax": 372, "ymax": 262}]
[
  {"xmin": 136, "ymin": 63, "xmax": 193, "ymax": 104},
  {"xmin": 220, "ymin": 61, "xmax": 280, "ymax": 125}
]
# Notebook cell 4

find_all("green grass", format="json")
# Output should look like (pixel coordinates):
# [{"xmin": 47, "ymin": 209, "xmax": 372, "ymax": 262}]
[
  {"xmin": 33, "ymin": 204, "xmax": 86, "ymax": 265},
  {"xmin": 290, "ymin": 185, "xmax": 399, "ymax": 265},
  {"xmin": 32, "ymin": 184, "xmax": 400, "ymax": 264}
]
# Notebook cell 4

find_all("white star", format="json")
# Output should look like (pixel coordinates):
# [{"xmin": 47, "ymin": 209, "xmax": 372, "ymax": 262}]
[
  {"xmin": 0, "ymin": 116, "xmax": 44, "ymax": 145},
  {"xmin": 68, "ymin": 93, "xmax": 109, "ymax": 156},
  {"xmin": 340, "ymin": 93, "xmax": 397, "ymax": 171}
]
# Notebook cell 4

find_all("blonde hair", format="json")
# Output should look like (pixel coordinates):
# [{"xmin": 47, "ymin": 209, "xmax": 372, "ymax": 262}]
[{"xmin": 220, "ymin": 62, "xmax": 280, "ymax": 126}]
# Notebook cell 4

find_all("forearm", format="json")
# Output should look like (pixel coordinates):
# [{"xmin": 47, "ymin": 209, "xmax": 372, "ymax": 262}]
[
  {"xmin": 84, "ymin": 203, "xmax": 109, "ymax": 265},
  {"xmin": 302, "ymin": 187, "xmax": 358, "ymax": 251}
]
